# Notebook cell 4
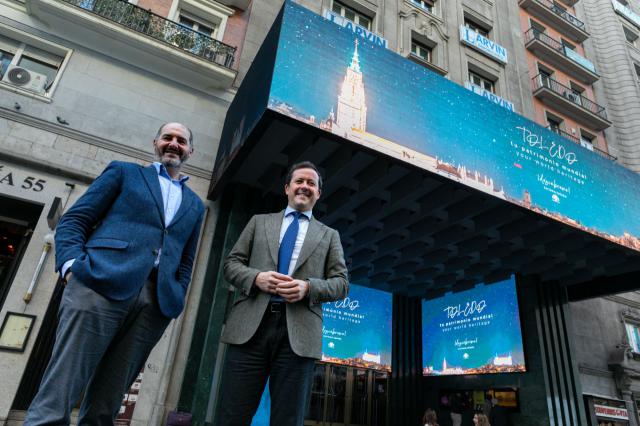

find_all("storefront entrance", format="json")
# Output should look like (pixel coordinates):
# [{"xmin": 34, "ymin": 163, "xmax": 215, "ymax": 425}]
[
  {"xmin": 306, "ymin": 363, "xmax": 389, "ymax": 426},
  {"xmin": 0, "ymin": 194, "xmax": 42, "ymax": 310},
  {"xmin": 585, "ymin": 395, "xmax": 632, "ymax": 426}
]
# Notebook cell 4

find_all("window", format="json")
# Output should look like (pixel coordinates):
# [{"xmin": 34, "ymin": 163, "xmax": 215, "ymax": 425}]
[
  {"xmin": 552, "ymin": 1, "xmax": 567, "ymax": 11},
  {"xmin": 566, "ymin": 81, "xmax": 584, "ymax": 104},
  {"xmin": 623, "ymin": 26, "xmax": 639, "ymax": 48},
  {"xmin": 538, "ymin": 63, "xmax": 553, "ymax": 77},
  {"xmin": 168, "ymin": 0, "xmax": 233, "ymax": 42},
  {"xmin": 530, "ymin": 20, "xmax": 546, "ymax": 34},
  {"xmin": 0, "ymin": 32, "xmax": 67, "ymax": 98},
  {"xmin": 547, "ymin": 116, "xmax": 563, "ymax": 134},
  {"xmin": 464, "ymin": 19, "xmax": 489, "ymax": 37},
  {"xmin": 469, "ymin": 70, "xmax": 494, "ymax": 92},
  {"xmin": 179, "ymin": 12, "xmax": 218, "ymax": 38},
  {"xmin": 561, "ymin": 38, "xmax": 576, "ymax": 50},
  {"xmin": 411, "ymin": 40, "xmax": 432, "ymax": 62},
  {"xmin": 332, "ymin": 1, "xmax": 372, "ymax": 30},
  {"xmin": 626, "ymin": 323, "xmax": 640, "ymax": 353},
  {"xmin": 580, "ymin": 130, "xmax": 595, "ymax": 150},
  {"xmin": 411, "ymin": 0, "xmax": 434, "ymax": 13},
  {"xmin": 635, "ymin": 63, "xmax": 640, "ymax": 83},
  {"xmin": 0, "ymin": 51, "xmax": 14, "ymax": 80},
  {"xmin": 569, "ymin": 81, "xmax": 584, "ymax": 96}
]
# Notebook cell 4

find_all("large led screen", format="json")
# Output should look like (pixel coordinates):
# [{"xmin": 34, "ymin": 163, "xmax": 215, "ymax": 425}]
[
  {"xmin": 322, "ymin": 283, "xmax": 392, "ymax": 372},
  {"xmin": 264, "ymin": 1, "xmax": 640, "ymax": 253},
  {"xmin": 422, "ymin": 277, "xmax": 525, "ymax": 376}
]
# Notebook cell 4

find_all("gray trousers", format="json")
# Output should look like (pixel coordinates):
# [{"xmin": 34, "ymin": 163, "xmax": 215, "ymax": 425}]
[{"xmin": 24, "ymin": 275, "xmax": 171, "ymax": 426}]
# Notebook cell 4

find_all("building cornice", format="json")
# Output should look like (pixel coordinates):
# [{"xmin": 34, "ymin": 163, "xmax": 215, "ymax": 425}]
[
  {"xmin": 579, "ymin": 363, "xmax": 615, "ymax": 378},
  {"xmin": 606, "ymin": 294, "xmax": 640, "ymax": 310},
  {"xmin": 0, "ymin": 106, "xmax": 213, "ymax": 180}
]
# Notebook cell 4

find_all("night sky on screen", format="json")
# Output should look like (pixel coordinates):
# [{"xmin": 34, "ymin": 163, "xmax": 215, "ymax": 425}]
[
  {"xmin": 321, "ymin": 283, "xmax": 393, "ymax": 365},
  {"xmin": 421, "ymin": 277, "xmax": 525, "ymax": 373},
  {"xmin": 268, "ymin": 2, "xmax": 640, "ymax": 241}
]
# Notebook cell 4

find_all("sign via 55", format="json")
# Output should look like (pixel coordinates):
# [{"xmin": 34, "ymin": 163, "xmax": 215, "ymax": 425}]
[{"xmin": 0, "ymin": 165, "xmax": 47, "ymax": 192}]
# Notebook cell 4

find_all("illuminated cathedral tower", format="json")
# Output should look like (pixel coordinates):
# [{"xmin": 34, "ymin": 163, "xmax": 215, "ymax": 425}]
[{"xmin": 336, "ymin": 39, "xmax": 367, "ymax": 133}]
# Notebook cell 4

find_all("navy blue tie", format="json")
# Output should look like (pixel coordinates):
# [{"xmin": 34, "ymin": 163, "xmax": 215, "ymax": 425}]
[{"xmin": 273, "ymin": 211, "xmax": 302, "ymax": 301}]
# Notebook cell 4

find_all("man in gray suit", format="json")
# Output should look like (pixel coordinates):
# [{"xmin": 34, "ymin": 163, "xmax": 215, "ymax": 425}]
[{"xmin": 219, "ymin": 161, "xmax": 348, "ymax": 426}]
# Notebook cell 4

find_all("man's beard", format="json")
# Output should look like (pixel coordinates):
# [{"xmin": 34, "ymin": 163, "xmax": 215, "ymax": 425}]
[
  {"xmin": 157, "ymin": 148, "xmax": 185, "ymax": 168},
  {"xmin": 162, "ymin": 156, "xmax": 183, "ymax": 168}
]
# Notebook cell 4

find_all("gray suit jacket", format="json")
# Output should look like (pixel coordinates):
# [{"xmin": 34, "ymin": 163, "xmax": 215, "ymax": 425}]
[{"xmin": 221, "ymin": 211, "xmax": 349, "ymax": 359}]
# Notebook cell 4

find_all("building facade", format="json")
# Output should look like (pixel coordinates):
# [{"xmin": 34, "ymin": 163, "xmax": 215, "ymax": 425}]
[
  {"xmin": 0, "ymin": 0, "xmax": 251, "ymax": 422},
  {"xmin": 580, "ymin": 0, "xmax": 640, "ymax": 171},
  {"xmin": 571, "ymin": 292, "xmax": 640, "ymax": 426}
]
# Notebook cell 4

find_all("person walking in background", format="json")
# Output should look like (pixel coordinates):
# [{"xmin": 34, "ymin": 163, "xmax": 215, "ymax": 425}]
[
  {"xmin": 489, "ymin": 397, "xmax": 509, "ymax": 426},
  {"xmin": 474, "ymin": 413, "xmax": 491, "ymax": 426},
  {"xmin": 483, "ymin": 396, "xmax": 493, "ymax": 418},
  {"xmin": 450, "ymin": 393, "xmax": 463, "ymax": 426},
  {"xmin": 423, "ymin": 408, "xmax": 439, "ymax": 426},
  {"xmin": 218, "ymin": 161, "xmax": 349, "ymax": 426},
  {"xmin": 25, "ymin": 122, "xmax": 205, "ymax": 425}
]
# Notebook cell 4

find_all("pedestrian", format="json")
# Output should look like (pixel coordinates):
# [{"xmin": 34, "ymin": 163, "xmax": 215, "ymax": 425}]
[
  {"xmin": 218, "ymin": 161, "xmax": 349, "ymax": 425},
  {"xmin": 474, "ymin": 413, "xmax": 491, "ymax": 426},
  {"xmin": 25, "ymin": 122, "xmax": 205, "ymax": 425},
  {"xmin": 423, "ymin": 408, "xmax": 439, "ymax": 426}
]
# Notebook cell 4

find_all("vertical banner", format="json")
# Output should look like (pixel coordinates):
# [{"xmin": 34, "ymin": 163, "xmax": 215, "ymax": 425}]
[
  {"xmin": 322, "ymin": 284, "xmax": 392, "ymax": 372},
  {"xmin": 422, "ymin": 277, "xmax": 525, "ymax": 375}
]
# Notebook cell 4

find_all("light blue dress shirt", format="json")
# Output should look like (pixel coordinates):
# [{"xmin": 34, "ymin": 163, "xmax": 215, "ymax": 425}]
[
  {"xmin": 152, "ymin": 162, "xmax": 189, "ymax": 227},
  {"xmin": 279, "ymin": 206, "xmax": 312, "ymax": 275},
  {"xmin": 61, "ymin": 163, "xmax": 189, "ymax": 277}
]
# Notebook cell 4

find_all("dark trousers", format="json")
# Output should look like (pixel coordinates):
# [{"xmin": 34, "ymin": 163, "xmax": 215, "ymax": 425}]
[
  {"xmin": 218, "ymin": 305, "xmax": 315, "ymax": 426},
  {"xmin": 24, "ymin": 275, "xmax": 171, "ymax": 426}
]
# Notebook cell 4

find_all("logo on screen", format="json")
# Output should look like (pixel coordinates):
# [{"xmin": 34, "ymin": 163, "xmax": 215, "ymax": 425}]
[
  {"xmin": 334, "ymin": 297, "xmax": 360, "ymax": 311},
  {"xmin": 443, "ymin": 300, "xmax": 487, "ymax": 319}
]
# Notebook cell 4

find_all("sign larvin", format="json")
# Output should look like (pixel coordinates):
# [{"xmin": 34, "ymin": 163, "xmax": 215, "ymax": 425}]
[{"xmin": 459, "ymin": 25, "xmax": 508, "ymax": 64}]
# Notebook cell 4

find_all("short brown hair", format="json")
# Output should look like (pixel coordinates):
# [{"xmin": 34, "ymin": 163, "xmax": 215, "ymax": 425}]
[{"xmin": 285, "ymin": 161, "xmax": 323, "ymax": 191}]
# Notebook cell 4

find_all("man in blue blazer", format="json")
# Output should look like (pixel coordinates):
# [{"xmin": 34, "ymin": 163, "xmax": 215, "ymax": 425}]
[{"xmin": 25, "ymin": 123, "xmax": 205, "ymax": 425}]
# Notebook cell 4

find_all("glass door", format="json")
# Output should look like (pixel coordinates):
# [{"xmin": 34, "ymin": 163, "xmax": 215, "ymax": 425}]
[
  {"xmin": 305, "ymin": 363, "xmax": 389, "ymax": 426},
  {"xmin": 325, "ymin": 365, "xmax": 347, "ymax": 425},
  {"xmin": 306, "ymin": 364, "xmax": 329, "ymax": 425},
  {"xmin": 371, "ymin": 371, "xmax": 389, "ymax": 426},
  {"xmin": 348, "ymin": 369, "xmax": 369, "ymax": 426}
]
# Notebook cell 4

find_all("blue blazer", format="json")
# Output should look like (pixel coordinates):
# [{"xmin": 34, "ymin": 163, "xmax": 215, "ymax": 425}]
[{"xmin": 55, "ymin": 161, "xmax": 205, "ymax": 318}]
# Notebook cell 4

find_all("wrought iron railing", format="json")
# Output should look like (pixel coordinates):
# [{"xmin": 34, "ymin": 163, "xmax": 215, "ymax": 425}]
[
  {"xmin": 524, "ymin": 28, "xmax": 596, "ymax": 74},
  {"xmin": 61, "ymin": 0, "xmax": 236, "ymax": 69},
  {"xmin": 529, "ymin": 0, "xmax": 587, "ymax": 32},
  {"xmin": 532, "ymin": 73, "xmax": 607, "ymax": 120},
  {"xmin": 546, "ymin": 125, "xmax": 579, "ymax": 143},
  {"xmin": 593, "ymin": 146, "xmax": 617, "ymax": 161},
  {"xmin": 546, "ymin": 125, "xmax": 617, "ymax": 161}
]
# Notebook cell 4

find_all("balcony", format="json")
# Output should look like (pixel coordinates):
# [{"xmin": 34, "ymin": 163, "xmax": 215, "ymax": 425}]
[
  {"xmin": 518, "ymin": 0, "xmax": 589, "ymax": 42},
  {"xmin": 524, "ymin": 29, "xmax": 598, "ymax": 84},
  {"xmin": 532, "ymin": 74, "xmax": 611, "ymax": 130},
  {"xmin": 546, "ymin": 126, "xmax": 616, "ymax": 160},
  {"xmin": 613, "ymin": 0, "xmax": 640, "ymax": 28},
  {"xmin": 28, "ymin": 0, "xmax": 237, "ymax": 91}
]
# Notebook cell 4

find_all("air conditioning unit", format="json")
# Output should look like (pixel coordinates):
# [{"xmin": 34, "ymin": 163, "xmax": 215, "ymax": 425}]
[{"xmin": 2, "ymin": 65, "xmax": 47, "ymax": 94}]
